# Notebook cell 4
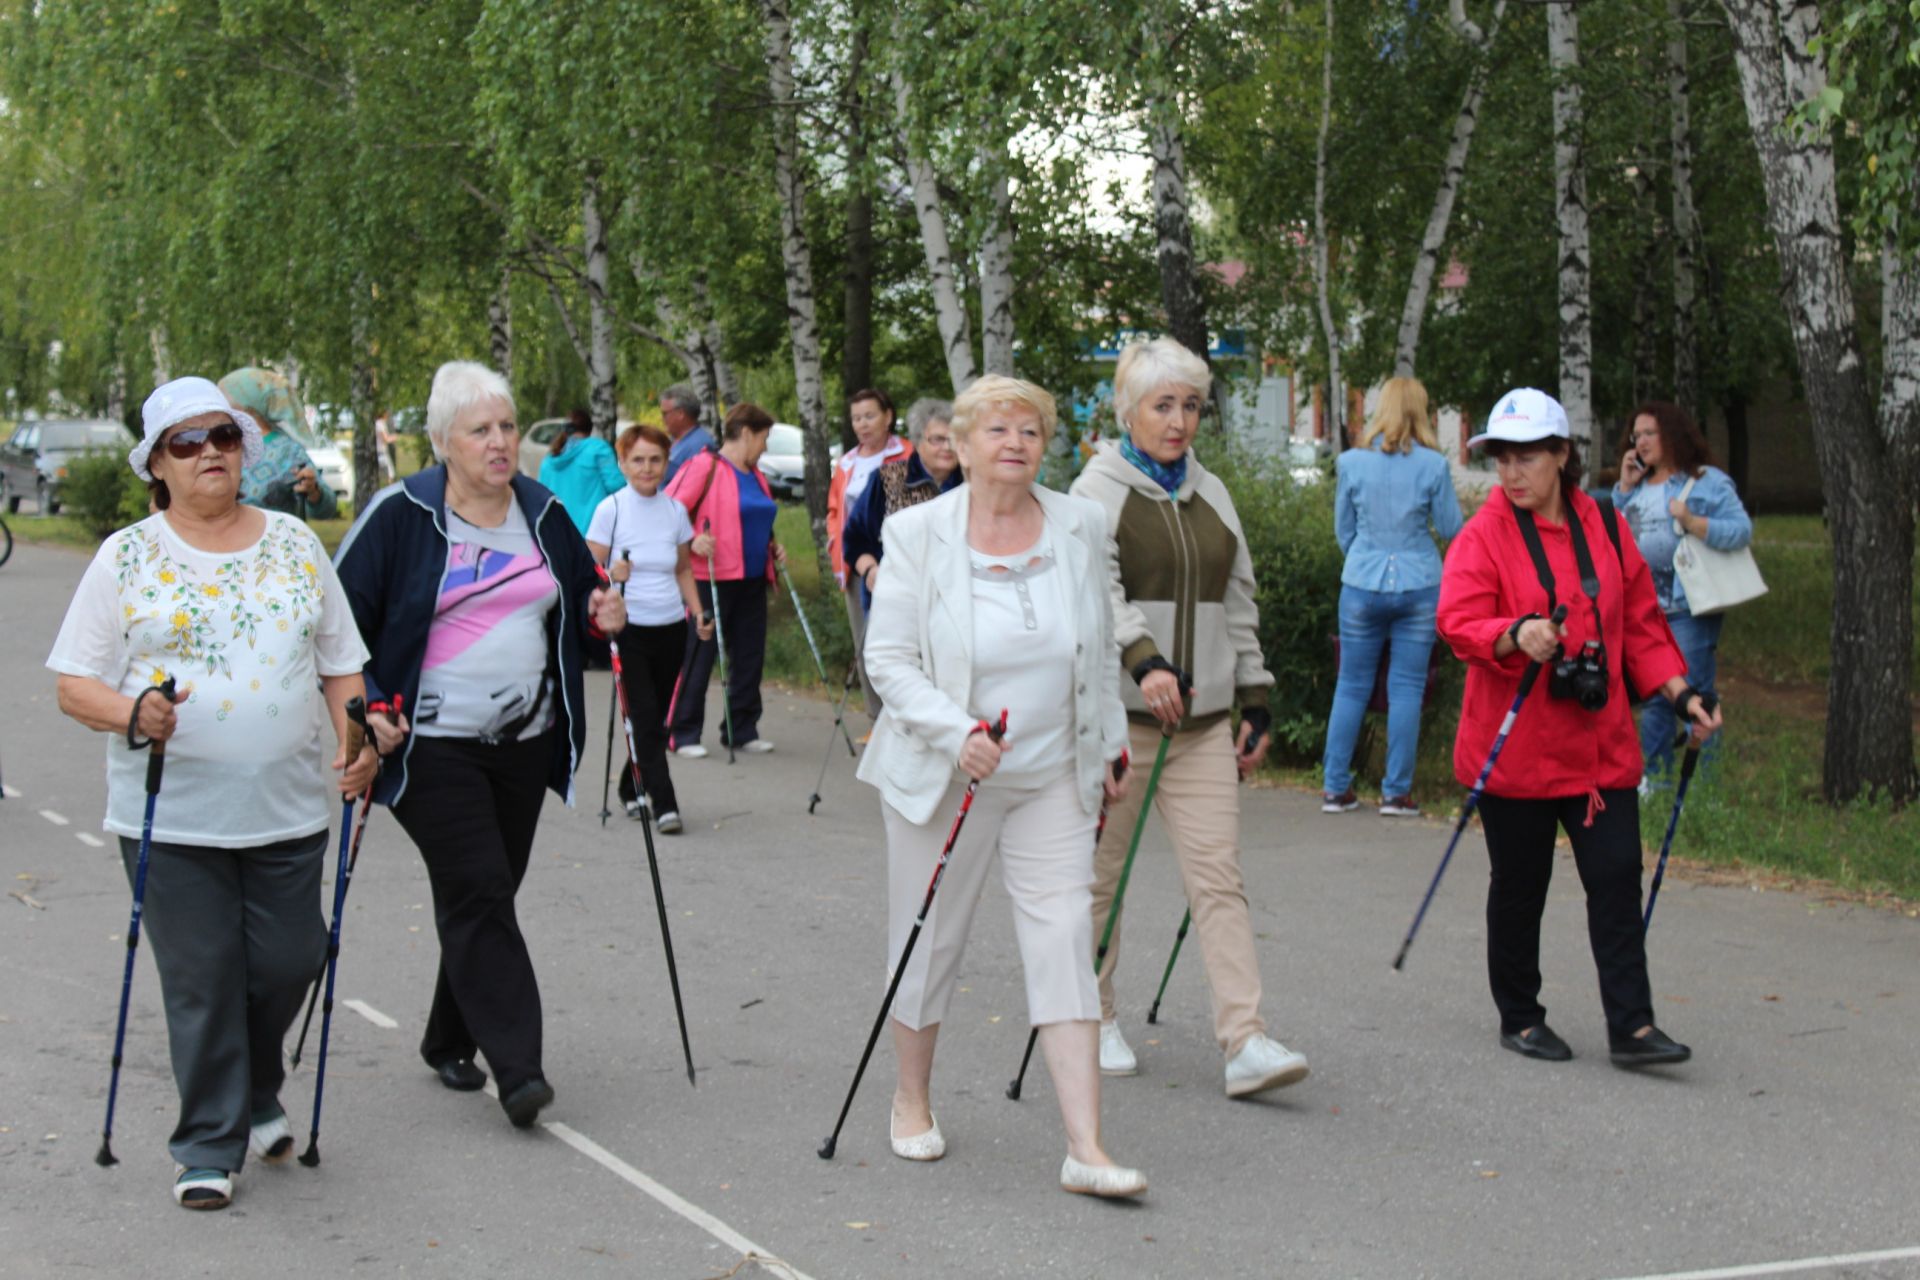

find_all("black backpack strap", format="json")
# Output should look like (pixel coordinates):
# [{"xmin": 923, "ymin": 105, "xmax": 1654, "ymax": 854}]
[{"xmin": 1512, "ymin": 509, "xmax": 1559, "ymax": 617}]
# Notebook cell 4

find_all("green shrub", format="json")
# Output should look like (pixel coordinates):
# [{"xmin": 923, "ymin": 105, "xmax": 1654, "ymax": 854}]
[{"xmin": 60, "ymin": 450, "xmax": 148, "ymax": 538}]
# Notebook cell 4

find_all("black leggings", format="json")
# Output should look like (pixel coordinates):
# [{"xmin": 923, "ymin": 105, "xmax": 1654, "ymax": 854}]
[
  {"xmin": 668, "ymin": 578, "xmax": 768, "ymax": 748},
  {"xmin": 615, "ymin": 619, "xmax": 686, "ymax": 813},
  {"xmin": 1479, "ymin": 788, "xmax": 1655, "ymax": 1041},
  {"xmin": 392, "ymin": 732, "xmax": 550, "ymax": 1093}
]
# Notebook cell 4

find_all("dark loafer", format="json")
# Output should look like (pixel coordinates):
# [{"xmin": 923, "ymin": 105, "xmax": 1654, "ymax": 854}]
[
  {"xmin": 1610, "ymin": 1026, "xmax": 1692, "ymax": 1068},
  {"xmin": 1500, "ymin": 1024, "xmax": 1574, "ymax": 1062},
  {"xmin": 501, "ymin": 1077, "xmax": 556, "ymax": 1129},
  {"xmin": 433, "ymin": 1058, "xmax": 487, "ymax": 1092}
]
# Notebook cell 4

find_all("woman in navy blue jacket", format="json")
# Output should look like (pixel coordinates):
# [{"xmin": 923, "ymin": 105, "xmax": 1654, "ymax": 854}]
[{"xmin": 334, "ymin": 361, "xmax": 626, "ymax": 1130}]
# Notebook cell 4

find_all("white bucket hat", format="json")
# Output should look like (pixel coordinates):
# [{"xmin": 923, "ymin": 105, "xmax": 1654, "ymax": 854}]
[
  {"xmin": 130, "ymin": 376, "xmax": 266, "ymax": 481},
  {"xmin": 1465, "ymin": 387, "xmax": 1571, "ymax": 450}
]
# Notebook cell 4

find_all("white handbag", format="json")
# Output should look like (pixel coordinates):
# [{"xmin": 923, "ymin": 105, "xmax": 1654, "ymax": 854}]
[{"xmin": 1670, "ymin": 475, "xmax": 1767, "ymax": 615}]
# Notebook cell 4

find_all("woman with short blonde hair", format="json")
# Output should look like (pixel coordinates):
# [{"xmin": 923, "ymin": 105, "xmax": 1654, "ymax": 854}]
[{"xmin": 1320, "ymin": 374, "xmax": 1464, "ymax": 815}]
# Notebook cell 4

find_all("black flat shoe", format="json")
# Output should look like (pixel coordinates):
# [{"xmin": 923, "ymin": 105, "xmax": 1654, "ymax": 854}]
[
  {"xmin": 433, "ymin": 1058, "xmax": 487, "ymax": 1092},
  {"xmin": 501, "ymin": 1077, "xmax": 555, "ymax": 1129},
  {"xmin": 1610, "ymin": 1026, "xmax": 1692, "ymax": 1067},
  {"xmin": 1500, "ymin": 1024, "xmax": 1574, "ymax": 1061}
]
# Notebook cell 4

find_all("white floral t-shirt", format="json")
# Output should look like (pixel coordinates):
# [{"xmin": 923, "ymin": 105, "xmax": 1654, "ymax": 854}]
[{"xmin": 46, "ymin": 510, "xmax": 370, "ymax": 848}]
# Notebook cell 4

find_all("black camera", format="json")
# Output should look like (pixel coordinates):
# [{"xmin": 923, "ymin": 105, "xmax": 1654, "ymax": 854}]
[{"xmin": 1550, "ymin": 639, "xmax": 1610, "ymax": 711}]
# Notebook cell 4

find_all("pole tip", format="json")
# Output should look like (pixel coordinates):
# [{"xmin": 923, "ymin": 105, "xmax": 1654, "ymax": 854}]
[
  {"xmin": 95, "ymin": 1142, "xmax": 117, "ymax": 1168},
  {"xmin": 1390, "ymin": 953, "xmax": 1408, "ymax": 972},
  {"xmin": 817, "ymin": 1136, "xmax": 837, "ymax": 1160},
  {"xmin": 687, "ymin": 1067, "xmax": 698, "ymax": 1088},
  {"xmin": 1146, "ymin": 1009, "xmax": 1160, "ymax": 1025},
  {"xmin": 1005, "ymin": 1080, "xmax": 1024, "ymax": 1101},
  {"xmin": 298, "ymin": 1143, "xmax": 320, "ymax": 1168},
  {"xmin": 808, "ymin": 795, "xmax": 820, "ymax": 814}
]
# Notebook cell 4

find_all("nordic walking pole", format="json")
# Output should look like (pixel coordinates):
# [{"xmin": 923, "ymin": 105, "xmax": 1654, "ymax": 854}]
[
  {"xmin": 1144, "ymin": 710, "xmax": 1265, "ymax": 1026},
  {"xmin": 1008, "ymin": 715, "xmax": 1176, "ymax": 1102},
  {"xmin": 703, "ymin": 519, "xmax": 735, "ymax": 764},
  {"xmin": 292, "ymin": 695, "xmax": 399, "ymax": 1070},
  {"xmin": 97, "ymin": 676, "xmax": 177, "ymax": 1168},
  {"xmin": 598, "ymin": 565, "xmax": 697, "ymax": 1087},
  {"xmin": 781, "ymin": 561, "xmax": 856, "ymax": 756},
  {"xmin": 600, "ymin": 552, "xmax": 630, "ymax": 826},
  {"xmin": 1145, "ymin": 910, "xmax": 1190, "ymax": 1024},
  {"xmin": 807, "ymin": 664, "xmax": 859, "ymax": 815},
  {"xmin": 819, "ymin": 711, "xmax": 1006, "ymax": 1159},
  {"xmin": 1644, "ymin": 693, "xmax": 1717, "ymax": 932},
  {"xmin": 1391, "ymin": 604, "xmax": 1566, "ymax": 971},
  {"xmin": 298, "ymin": 697, "xmax": 371, "ymax": 1168}
]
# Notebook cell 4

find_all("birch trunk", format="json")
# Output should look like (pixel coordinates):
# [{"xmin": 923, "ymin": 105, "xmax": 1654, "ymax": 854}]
[
  {"xmin": 980, "ymin": 161, "xmax": 1016, "ymax": 376},
  {"xmin": 349, "ymin": 275, "xmax": 379, "ymax": 509},
  {"xmin": 1667, "ymin": 0, "xmax": 1699, "ymax": 419},
  {"xmin": 583, "ymin": 174, "xmax": 617, "ymax": 439},
  {"xmin": 1312, "ymin": 0, "xmax": 1344, "ymax": 448},
  {"xmin": 1549, "ymin": 1, "xmax": 1592, "ymax": 452},
  {"xmin": 1394, "ymin": 0, "xmax": 1507, "ymax": 377},
  {"xmin": 1718, "ymin": 0, "xmax": 1917, "ymax": 803},
  {"xmin": 148, "ymin": 325, "xmax": 172, "ymax": 384},
  {"xmin": 762, "ymin": 0, "xmax": 832, "ymax": 553},
  {"xmin": 488, "ymin": 263, "xmax": 514, "ymax": 385},
  {"xmin": 1148, "ymin": 109, "xmax": 1229, "ymax": 428},
  {"xmin": 893, "ymin": 69, "xmax": 978, "ymax": 393}
]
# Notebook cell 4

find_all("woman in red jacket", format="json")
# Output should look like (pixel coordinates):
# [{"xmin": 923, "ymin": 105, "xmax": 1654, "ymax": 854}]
[{"xmin": 1437, "ymin": 389, "xmax": 1723, "ymax": 1068}]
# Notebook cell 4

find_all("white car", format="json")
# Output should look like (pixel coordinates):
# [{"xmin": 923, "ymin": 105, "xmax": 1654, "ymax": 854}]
[
  {"xmin": 759, "ymin": 422, "xmax": 840, "ymax": 499},
  {"xmin": 283, "ymin": 411, "xmax": 352, "ymax": 507}
]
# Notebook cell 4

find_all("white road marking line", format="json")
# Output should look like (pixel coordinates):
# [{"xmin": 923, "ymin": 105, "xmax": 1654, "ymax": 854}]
[
  {"xmin": 342, "ymin": 999, "xmax": 398, "ymax": 1029},
  {"xmin": 1607, "ymin": 1245, "xmax": 1920, "ymax": 1280},
  {"xmin": 75, "ymin": 832, "xmax": 104, "ymax": 848},
  {"xmin": 38, "ymin": 809, "xmax": 69, "ymax": 826},
  {"xmin": 542, "ymin": 1122, "xmax": 817, "ymax": 1280}
]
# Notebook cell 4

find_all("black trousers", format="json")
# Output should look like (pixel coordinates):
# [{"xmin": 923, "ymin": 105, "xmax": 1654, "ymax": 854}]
[
  {"xmin": 615, "ymin": 619, "xmax": 686, "ymax": 813},
  {"xmin": 1479, "ymin": 788, "xmax": 1654, "ymax": 1041},
  {"xmin": 392, "ymin": 733, "xmax": 550, "ymax": 1093},
  {"xmin": 668, "ymin": 578, "xmax": 768, "ymax": 748}
]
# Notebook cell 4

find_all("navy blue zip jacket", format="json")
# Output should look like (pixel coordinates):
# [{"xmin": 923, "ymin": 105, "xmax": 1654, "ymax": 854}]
[{"xmin": 333, "ymin": 467, "xmax": 603, "ymax": 808}]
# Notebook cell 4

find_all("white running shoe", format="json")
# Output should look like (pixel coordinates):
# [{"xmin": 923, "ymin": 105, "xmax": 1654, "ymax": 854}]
[
  {"xmin": 740, "ymin": 739, "xmax": 775, "ymax": 754},
  {"xmin": 1099, "ymin": 1021, "xmax": 1138, "ymax": 1076},
  {"xmin": 247, "ymin": 1110, "xmax": 293, "ymax": 1164},
  {"xmin": 1224, "ymin": 1034, "xmax": 1310, "ymax": 1098},
  {"xmin": 674, "ymin": 744, "xmax": 709, "ymax": 759},
  {"xmin": 656, "ymin": 810, "xmax": 683, "ymax": 834}
]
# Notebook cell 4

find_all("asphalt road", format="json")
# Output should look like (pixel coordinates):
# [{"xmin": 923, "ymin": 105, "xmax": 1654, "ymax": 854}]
[{"xmin": 2, "ymin": 538, "xmax": 1916, "ymax": 1280}]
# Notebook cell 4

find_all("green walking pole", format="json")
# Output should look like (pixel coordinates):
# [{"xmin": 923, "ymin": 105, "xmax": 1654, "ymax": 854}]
[
  {"xmin": 1006, "ymin": 709, "xmax": 1180, "ymax": 1103},
  {"xmin": 1145, "ymin": 909, "xmax": 1191, "ymax": 1024}
]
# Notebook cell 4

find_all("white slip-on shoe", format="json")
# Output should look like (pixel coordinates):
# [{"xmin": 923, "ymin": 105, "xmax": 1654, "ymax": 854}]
[
  {"xmin": 247, "ymin": 1109, "xmax": 293, "ymax": 1164},
  {"xmin": 1060, "ymin": 1156, "xmax": 1147, "ymax": 1199},
  {"xmin": 741, "ymin": 739, "xmax": 775, "ymax": 754},
  {"xmin": 1099, "ymin": 1021, "xmax": 1138, "ymax": 1076},
  {"xmin": 675, "ymin": 744, "xmax": 709, "ymax": 759},
  {"xmin": 173, "ymin": 1166, "xmax": 233, "ymax": 1210},
  {"xmin": 656, "ymin": 810, "xmax": 684, "ymax": 834},
  {"xmin": 1225, "ymin": 1033, "xmax": 1311, "ymax": 1098},
  {"xmin": 889, "ymin": 1111, "xmax": 946, "ymax": 1161}
]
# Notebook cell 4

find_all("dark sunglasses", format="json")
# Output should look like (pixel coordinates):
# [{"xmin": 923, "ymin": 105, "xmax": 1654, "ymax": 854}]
[{"xmin": 162, "ymin": 422, "xmax": 244, "ymax": 460}]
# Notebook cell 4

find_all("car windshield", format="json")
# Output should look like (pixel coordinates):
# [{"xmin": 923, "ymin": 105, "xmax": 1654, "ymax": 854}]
[
  {"xmin": 40, "ymin": 421, "xmax": 128, "ymax": 451},
  {"xmin": 766, "ymin": 424, "xmax": 803, "ymax": 457}
]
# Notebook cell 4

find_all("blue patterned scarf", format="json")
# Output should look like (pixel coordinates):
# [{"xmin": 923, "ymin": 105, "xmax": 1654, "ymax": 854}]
[{"xmin": 1120, "ymin": 435, "xmax": 1187, "ymax": 494}]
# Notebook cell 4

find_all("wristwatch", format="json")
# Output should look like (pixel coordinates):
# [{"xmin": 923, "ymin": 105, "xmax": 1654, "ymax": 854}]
[{"xmin": 1506, "ymin": 613, "xmax": 1540, "ymax": 647}]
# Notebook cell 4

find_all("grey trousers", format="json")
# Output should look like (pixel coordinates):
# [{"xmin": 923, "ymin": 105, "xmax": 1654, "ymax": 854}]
[
  {"xmin": 843, "ymin": 581, "xmax": 883, "ymax": 719},
  {"xmin": 118, "ymin": 829, "xmax": 328, "ymax": 1171}
]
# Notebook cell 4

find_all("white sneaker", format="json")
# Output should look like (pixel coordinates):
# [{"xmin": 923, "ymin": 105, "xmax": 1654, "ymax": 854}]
[
  {"xmin": 674, "ymin": 744, "xmax": 709, "ymax": 759},
  {"xmin": 247, "ymin": 1110, "xmax": 293, "ymax": 1164},
  {"xmin": 1099, "ymin": 1021, "xmax": 1138, "ymax": 1076},
  {"xmin": 740, "ymin": 739, "xmax": 775, "ymax": 754},
  {"xmin": 1224, "ymin": 1034, "xmax": 1310, "ymax": 1098},
  {"xmin": 623, "ymin": 798, "xmax": 647, "ymax": 821},
  {"xmin": 656, "ymin": 810, "xmax": 683, "ymax": 834}
]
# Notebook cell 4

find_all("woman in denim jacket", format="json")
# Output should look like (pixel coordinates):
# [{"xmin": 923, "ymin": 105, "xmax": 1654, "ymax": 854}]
[
  {"xmin": 1320, "ymin": 378, "xmax": 1464, "ymax": 815},
  {"xmin": 1612, "ymin": 401, "xmax": 1753, "ymax": 779}
]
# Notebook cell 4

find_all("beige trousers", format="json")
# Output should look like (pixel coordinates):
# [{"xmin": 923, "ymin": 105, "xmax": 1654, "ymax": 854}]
[
  {"xmin": 883, "ymin": 768, "xmax": 1101, "ymax": 1031},
  {"xmin": 843, "ymin": 582, "xmax": 883, "ymax": 719},
  {"xmin": 1092, "ymin": 717, "xmax": 1266, "ymax": 1055}
]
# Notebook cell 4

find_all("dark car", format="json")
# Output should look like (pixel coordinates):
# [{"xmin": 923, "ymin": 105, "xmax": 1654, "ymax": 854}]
[{"xmin": 1, "ymin": 419, "xmax": 132, "ymax": 515}]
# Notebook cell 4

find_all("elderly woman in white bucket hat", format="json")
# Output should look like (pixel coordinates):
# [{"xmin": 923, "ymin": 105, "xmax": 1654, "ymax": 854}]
[{"xmin": 47, "ymin": 376, "xmax": 377, "ymax": 1210}]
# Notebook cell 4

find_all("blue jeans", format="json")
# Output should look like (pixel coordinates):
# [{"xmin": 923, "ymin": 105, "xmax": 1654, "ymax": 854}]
[
  {"xmin": 1321, "ymin": 584, "xmax": 1440, "ymax": 799},
  {"xmin": 1639, "ymin": 610, "xmax": 1724, "ymax": 780}
]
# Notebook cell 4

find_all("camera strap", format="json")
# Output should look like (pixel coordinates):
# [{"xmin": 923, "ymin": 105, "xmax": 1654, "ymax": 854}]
[{"xmin": 1513, "ymin": 503, "xmax": 1603, "ymax": 642}]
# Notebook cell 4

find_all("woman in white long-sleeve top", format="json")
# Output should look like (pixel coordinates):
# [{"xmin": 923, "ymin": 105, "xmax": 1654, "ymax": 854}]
[{"xmin": 855, "ymin": 374, "xmax": 1144, "ymax": 1199}]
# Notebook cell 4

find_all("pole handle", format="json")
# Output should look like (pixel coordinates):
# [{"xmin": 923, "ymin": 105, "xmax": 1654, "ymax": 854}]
[{"xmin": 342, "ymin": 696, "xmax": 368, "ymax": 765}]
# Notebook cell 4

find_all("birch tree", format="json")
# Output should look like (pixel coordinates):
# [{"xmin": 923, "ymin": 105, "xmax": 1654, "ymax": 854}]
[
  {"xmin": 1311, "ymin": 0, "xmax": 1344, "ymax": 446},
  {"xmin": 1717, "ymin": 0, "xmax": 1918, "ymax": 803},
  {"xmin": 1666, "ymin": 0, "xmax": 1700, "ymax": 419},
  {"xmin": 980, "ymin": 162, "xmax": 1017, "ymax": 376},
  {"xmin": 1548, "ymin": 1, "xmax": 1593, "ymax": 451},
  {"xmin": 583, "ymin": 174, "xmax": 617, "ymax": 438},
  {"xmin": 892, "ymin": 65, "xmax": 978, "ymax": 392},
  {"xmin": 1392, "ymin": 0, "xmax": 1508, "ymax": 377}
]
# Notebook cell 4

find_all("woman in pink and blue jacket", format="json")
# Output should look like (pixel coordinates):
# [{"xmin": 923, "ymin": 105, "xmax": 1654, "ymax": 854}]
[{"xmin": 662, "ymin": 403, "xmax": 786, "ymax": 756}]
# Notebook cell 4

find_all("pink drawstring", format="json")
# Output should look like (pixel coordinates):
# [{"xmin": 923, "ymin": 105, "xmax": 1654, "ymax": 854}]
[{"xmin": 1583, "ymin": 788, "xmax": 1607, "ymax": 829}]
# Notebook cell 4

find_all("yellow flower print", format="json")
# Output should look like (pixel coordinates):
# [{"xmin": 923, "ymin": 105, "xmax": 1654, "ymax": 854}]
[
  {"xmin": 250, "ymin": 678, "xmax": 261, "ymax": 691},
  {"xmin": 303, "ymin": 561, "xmax": 317, "ymax": 578},
  {"xmin": 170, "ymin": 611, "xmax": 190, "ymax": 630},
  {"xmin": 202, "ymin": 584, "xmax": 222, "ymax": 598},
  {"xmin": 158, "ymin": 569, "xmax": 176, "ymax": 585},
  {"xmin": 149, "ymin": 668, "xmax": 169, "ymax": 685}
]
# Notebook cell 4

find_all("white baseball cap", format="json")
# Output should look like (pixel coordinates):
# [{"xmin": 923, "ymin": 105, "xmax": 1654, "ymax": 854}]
[
  {"xmin": 1465, "ymin": 388, "xmax": 1570, "ymax": 450},
  {"xmin": 129, "ymin": 376, "xmax": 265, "ymax": 481}
]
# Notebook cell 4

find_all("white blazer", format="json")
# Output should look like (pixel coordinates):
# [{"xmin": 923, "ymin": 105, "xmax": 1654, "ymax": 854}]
[{"xmin": 856, "ymin": 484, "xmax": 1129, "ymax": 826}]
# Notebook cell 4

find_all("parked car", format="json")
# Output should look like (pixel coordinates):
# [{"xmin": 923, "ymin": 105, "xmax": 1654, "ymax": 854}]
[
  {"xmin": 759, "ymin": 422, "xmax": 840, "ymax": 499},
  {"xmin": 280, "ymin": 409, "xmax": 353, "ymax": 507},
  {"xmin": 518, "ymin": 418, "xmax": 570, "ymax": 479},
  {"xmin": 1, "ymin": 419, "xmax": 132, "ymax": 514}
]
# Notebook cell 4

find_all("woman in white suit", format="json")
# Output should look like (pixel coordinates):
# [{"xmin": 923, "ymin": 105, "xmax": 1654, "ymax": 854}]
[{"xmin": 856, "ymin": 375, "xmax": 1143, "ymax": 1198}]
